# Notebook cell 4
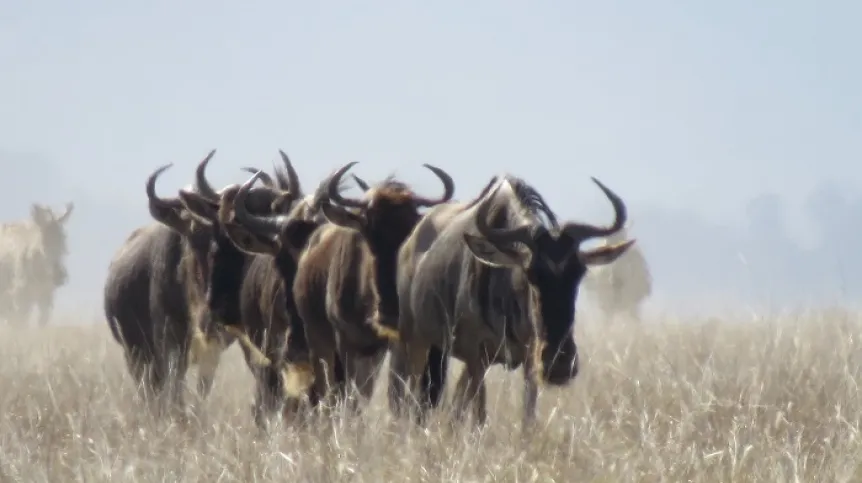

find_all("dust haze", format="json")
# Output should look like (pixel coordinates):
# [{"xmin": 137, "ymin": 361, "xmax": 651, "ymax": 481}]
[{"xmin": 1, "ymin": 1, "xmax": 861, "ymax": 481}]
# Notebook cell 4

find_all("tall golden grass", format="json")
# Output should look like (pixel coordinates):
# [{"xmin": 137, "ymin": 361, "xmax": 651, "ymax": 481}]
[{"xmin": 1, "ymin": 309, "xmax": 861, "ymax": 482}]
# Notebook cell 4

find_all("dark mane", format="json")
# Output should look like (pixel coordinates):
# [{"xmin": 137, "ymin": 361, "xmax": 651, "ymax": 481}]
[
  {"xmin": 370, "ymin": 177, "xmax": 417, "ymax": 205},
  {"xmin": 499, "ymin": 175, "xmax": 559, "ymax": 229}
]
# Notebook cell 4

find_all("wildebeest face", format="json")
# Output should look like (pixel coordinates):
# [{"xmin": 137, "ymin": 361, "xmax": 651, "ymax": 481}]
[
  {"xmin": 177, "ymin": 190, "xmax": 249, "ymax": 327},
  {"xmin": 215, "ymin": 180, "xmax": 320, "ymax": 263},
  {"xmin": 463, "ymin": 177, "xmax": 635, "ymax": 385},
  {"xmin": 319, "ymin": 161, "xmax": 456, "ymax": 327},
  {"xmin": 179, "ymin": 168, "xmax": 305, "ymax": 327}
]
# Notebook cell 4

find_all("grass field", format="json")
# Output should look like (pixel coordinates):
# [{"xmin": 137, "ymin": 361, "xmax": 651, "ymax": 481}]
[{"xmin": 1, "ymin": 309, "xmax": 861, "ymax": 482}]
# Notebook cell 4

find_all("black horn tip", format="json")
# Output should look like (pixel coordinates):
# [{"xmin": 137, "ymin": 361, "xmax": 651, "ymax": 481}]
[
  {"xmin": 240, "ymin": 170, "xmax": 265, "ymax": 193},
  {"xmin": 351, "ymin": 174, "xmax": 370, "ymax": 191},
  {"xmin": 420, "ymin": 163, "xmax": 456, "ymax": 203},
  {"xmin": 146, "ymin": 164, "xmax": 174, "ymax": 191},
  {"xmin": 589, "ymin": 176, "xmax": 607, "ymax": 190},
  {"xmin": 153, "ymin": 163, "xmax": 173, "ymax": 175},
  {"xmin": 328, "ymin": 161, "xmax": 359, "ymax": 188}
]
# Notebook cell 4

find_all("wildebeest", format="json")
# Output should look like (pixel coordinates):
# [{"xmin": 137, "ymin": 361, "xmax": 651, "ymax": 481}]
[
  {"xmin": 0, "ymin": 202, "xmax": 74, "ymax": 327},
  {"xmin": 286, "ymin": 161, "xmax": 455, "ymax": 412},
  {"xmin": 105, "ymin": 155, "xmax": 232, "ymax": 417},
  {"xmin": 104, "ymin": 150, "xmax": 293, "ymax": 418},
  {"xmin": 582, "ymin": 224, "xmax": 652, "ymax": 323},
  {"xmin": 391, "ymin": 175, "xmax": 635, "ymax": 428},
  {"xmin": 199, "ymin": 169, "xmax": 337, "ymax": 428},
  {"xmin": 169, "ymin": 150, "xmax": 346, "ymax": 427},
  {"xmin": 386, "ymin": 175, "xmax": 501, "ymax": 418}
]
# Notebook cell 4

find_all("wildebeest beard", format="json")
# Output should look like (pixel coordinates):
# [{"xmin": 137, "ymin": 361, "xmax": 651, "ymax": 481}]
[
  {"xmin": 534, "ymin": 267, "xmax": 580, "ymax": 385},
  {"xmin": 205, "ymin": 227, "xmax": 248, "ymax": 327},
  {"xmin": 365, "ymin": 198, "xmax": 422, "ymax": 328}
]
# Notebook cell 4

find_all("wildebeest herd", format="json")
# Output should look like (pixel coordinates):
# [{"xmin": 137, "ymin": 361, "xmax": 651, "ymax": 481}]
[{"xmin": 0, "ymin": 150, "xmax": 653, "ymax": 431}]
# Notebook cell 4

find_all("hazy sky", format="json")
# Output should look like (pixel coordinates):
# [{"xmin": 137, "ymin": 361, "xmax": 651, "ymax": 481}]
[
  {"xmin": 3, "ymin": 0, "xmax": 860, "ymax": 226},
  {"xmin": 2, "ymin": 0, "xmax": 861, "ymax": 318}
]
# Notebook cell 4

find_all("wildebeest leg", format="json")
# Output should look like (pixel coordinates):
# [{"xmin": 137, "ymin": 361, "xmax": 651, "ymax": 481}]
[
  {"xmin": 152, "ymin": 318, "xmax": 190, "ymax": 420},
  {"xmin": 124, "ymin": 349, "xmax": 155, "ymax": 402},
  {"xmin": 254, "ymin": 367, "xmax": 283, "ymax": 430},
  {"xmin": 234, "ymin": 343, "xmax": 280, "ymax": 430},
  {"xmin": 394, "ymin": 344, "xmax": 448, "ymax": 421},
  {"xmin": 194, "ymin": 343, "xmax": 225, "ymax": 402},
  {"xmin": 452, "ymin": 357, "xmax": 489, "ymax": 427},
  {"xmin": 7, "ymin": 295, "xmax": 31, "ymax": 328},
  {"xmin": 310, "ymin": 347, "xmax": 341, "ymax": 414},
  {"xmin": 342, "ymin": 351, "xmax": 386, "ymax": 414},
  {"xmin": 35, "ymin": 292, "xmax": 53, "ymax": 327},
  {"xmin": 403, "ymin": 339, "xmax": 433, "ymax": 423},
  {"xmin": 422, "ymin": 346, "xmax": 448, "ymax": 410},
  {"xmin": 522, "ymin": 350, "xmax": 540, "ymax": 433},
  {"xmin": 387, "ymin": 342, "xmax": 410, "ymax": 416}
]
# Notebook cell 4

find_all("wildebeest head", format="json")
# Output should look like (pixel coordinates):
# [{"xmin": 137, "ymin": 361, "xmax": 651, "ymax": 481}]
[
  {"xmin": 319, "ymin": 161, "xmax": 456, "ymax": 328},
  {"xmin": 147, "ymin": 150, "xmax": 303, "ymax": 326},
  {"xmin": 463, "ymin": 177, "xmax": 635, "ymax": 385},
  {"xmin": 215, "ymin": 171, "xmax": 322, "ymax": 263},
  {"xmin": 29, "ymin": 202, "xmax": 74, "ymax": 286}
]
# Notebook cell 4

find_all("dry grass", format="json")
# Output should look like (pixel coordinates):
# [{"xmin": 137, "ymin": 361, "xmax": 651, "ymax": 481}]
[{"xmin": 2, "ymin": 309, "xmax": 862, "ymax": 482}]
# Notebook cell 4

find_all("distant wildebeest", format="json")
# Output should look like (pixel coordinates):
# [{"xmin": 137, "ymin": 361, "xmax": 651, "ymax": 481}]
[
  {"xmin": 0, "ymin": 202, "xmax": 74, "ymax": 327},
  {"xmin": 582, "ymin": 224, "xmax": 652, "ymax": 323},
  {"xmin": 285, "ymin": 161, "xmax": 455, "ymax": 412},
  {"xmin": 391, "ymin": 175, "xmax": 635, "ymax": 428}
]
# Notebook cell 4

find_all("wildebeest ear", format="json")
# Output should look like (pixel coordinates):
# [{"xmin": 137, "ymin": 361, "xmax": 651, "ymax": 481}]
[
  {"xmin": 178, "ymin": 190, "xmax": 218, "ymax": 224},
  {"xmin": 223, "ymin": 222, "xmax": 279, "ymax": 256},
  {"xmin": 320, "ymin": 202, "xmax": 364, "ymax": 232},
  {"xmin": 282, "ymin": 220, "xmax": 319, "ymax": 258},
  {"xmin": 578, "ymin": 239, "xmax": 636, "ymax": 266},
  {"xmin": 149, "ymin": 201, "xmax": 192, "ymax": 235},
  {"xmin": 55, "ymin": 202, "xmax": 74, "ymax": 224},
  {"xmin": 30, "ymin": 204, "xmax": 49, "ymax": 225},
  {"xmin": 463, "ymin": 233, "xmax": 527, "ymax": 269}
]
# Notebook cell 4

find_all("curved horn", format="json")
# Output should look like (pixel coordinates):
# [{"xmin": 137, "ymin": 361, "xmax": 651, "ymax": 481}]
[
  {"xmin": 194, "ymin": 149, "xmax": 220, "ymax": 202},
  {"xmin": 473, "ymin": 183, "xmax": 535, "ymax": 250},
  {"xmin": 232, "ymin": 171, "xmax": 287, "ymax": 236},
  {"xmin": 241, "ymin": 167, "xmax": 275, "ymax": 187},
  {"xmin": 326, "ymin": 161, "xmax": 366, "ymax": 208},
  {"xmin": 278, "ymin": 150, "xmax": 303, "ymax": 198},
  {"xmin": 146, "ymin": 164, "xmax": 181, "ymax": 209},
  {"xmin": 56, "ymin": 202, "xmax": 74, "ymax": 223},
  {"xmin": 352, "ymin": 174, "xmax": 371, "ymax": 192},
  {"xmin": 561, "ymin": 177, "xmax": 628, "ymax": 243},
  {"xmin": 413, "ymin": 164, "xmax": 456, "ymax": 207}
]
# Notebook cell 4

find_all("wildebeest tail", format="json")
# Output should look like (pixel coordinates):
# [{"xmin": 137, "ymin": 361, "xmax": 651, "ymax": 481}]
[{"xmin": 105, "ymin": 309, "xmax": 123, "ymax": 344}]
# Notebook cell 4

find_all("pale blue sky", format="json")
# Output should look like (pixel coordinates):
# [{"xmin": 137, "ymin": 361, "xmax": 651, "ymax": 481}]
[
  {"xmin": 2, "ymin": 0, "xmax": 861, "ymax": 315},
  {"xmin": 3, "ymin": 0, "xmax": 860, "ymax": 220}
]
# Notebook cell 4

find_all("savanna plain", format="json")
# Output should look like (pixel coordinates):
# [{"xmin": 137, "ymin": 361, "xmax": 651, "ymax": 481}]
[{"xmin": 2, "ymin": 308, "xmax": 862, "ymax": 482}]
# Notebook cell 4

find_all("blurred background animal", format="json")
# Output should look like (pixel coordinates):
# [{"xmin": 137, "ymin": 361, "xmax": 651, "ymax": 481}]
[
  {"xmin": 0, "ymin": 202, "xmax": 74, "ymax": 327},
  {"xmin": 582, "ymin": 224, "xmax": 652, "ymax": 323}
]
